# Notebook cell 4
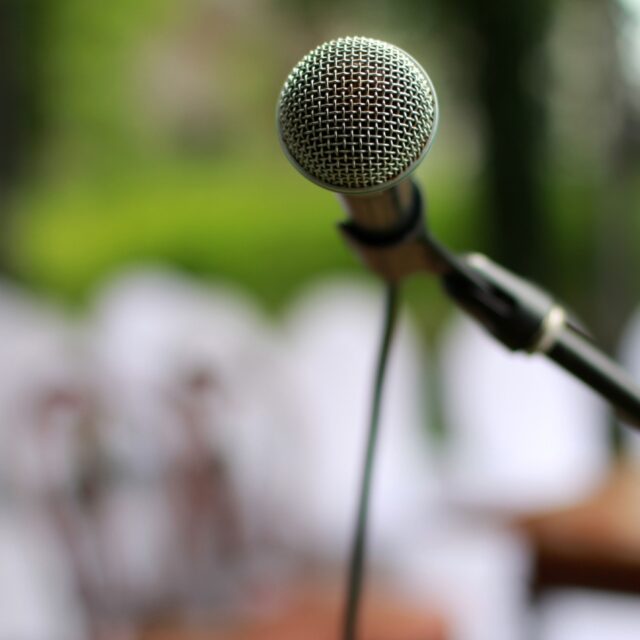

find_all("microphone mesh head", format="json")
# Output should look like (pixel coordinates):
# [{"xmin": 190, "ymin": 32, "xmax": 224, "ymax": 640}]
[{"xmin": 277, "ymin": 36, "xmax": 437, "ymax": 193}]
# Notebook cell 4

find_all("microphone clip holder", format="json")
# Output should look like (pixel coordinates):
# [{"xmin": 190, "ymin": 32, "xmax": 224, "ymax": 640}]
[
  {"xmin": 338, "ymin": 185, "xmax": 450, "ymax": 282},
  {"xmin": 441, "ymin": 252, "xmax": 572, "ymax": 354},
  {"xmin": 337, "ymin": 186, "xmax": 640, "ymax": 425},
  {"xmin": 440, "ymin": 254, "xmax": 640, "ymax": 426}
]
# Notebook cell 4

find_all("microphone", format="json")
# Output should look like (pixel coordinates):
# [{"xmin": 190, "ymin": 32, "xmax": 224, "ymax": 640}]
[
  {"xmin": 276, "ymin": 36, "xmax": 640, "ymax": 425},
  {"xmin": 278, "ymin": 40, "xmax": 440, "ymax": 640},
  {"xmin": 277, "ymin": 36, "xmax": 438, "ymax": 237}
]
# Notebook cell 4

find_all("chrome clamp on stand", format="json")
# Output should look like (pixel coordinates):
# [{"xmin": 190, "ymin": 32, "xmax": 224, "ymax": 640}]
[{"xmin": 340, "ymin": 183, "xmax": 640, "ymax": 428}]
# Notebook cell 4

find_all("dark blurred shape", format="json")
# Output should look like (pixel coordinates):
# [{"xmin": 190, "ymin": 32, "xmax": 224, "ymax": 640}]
[
  {"xmin": 593, "ymin": 0, "xmax": 640, "ymax": 352},
  {"xmin": 517, "ymin": 462, "xmax": 640, "ymax": 596},
  {"xmin": 0, "ymin": 0, "xmax": 48, "ymax": 273},
  {"xmin": 398, "ymin": 0, "xmax": 550, "ymax": 279},
  {"xmin": 587, "ymin": 0, "xmax": 640, "ymax": 454},
  {"xmin": 447, "ymin": 0, "xmax": 552, "ymax": 284}
]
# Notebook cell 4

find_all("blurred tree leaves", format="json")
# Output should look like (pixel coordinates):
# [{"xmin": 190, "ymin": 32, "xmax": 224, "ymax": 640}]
[
  {"xmin": 5, "ymin": 0, "xmax": 640, "ymax": 339},
  {"xmin": 0, "ymin": 0, "xmax": 50, "ymax": 272}
]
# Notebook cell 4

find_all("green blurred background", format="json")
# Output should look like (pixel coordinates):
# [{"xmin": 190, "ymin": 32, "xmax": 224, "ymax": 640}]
[{"xmin": 2, "ymin": 0, "xmax": 640, "ymax": 348}]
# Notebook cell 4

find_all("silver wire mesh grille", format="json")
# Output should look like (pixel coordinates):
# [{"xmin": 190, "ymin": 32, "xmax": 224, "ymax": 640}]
[{"xmin": 277, "ymin": 36, "xmax": 437, "ymax": 192}]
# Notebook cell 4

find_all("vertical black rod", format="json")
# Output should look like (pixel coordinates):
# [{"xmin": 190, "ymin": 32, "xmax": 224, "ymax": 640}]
[{"xmin": 342, "ymin": 283, "xmax": 399, "ymax": 640}]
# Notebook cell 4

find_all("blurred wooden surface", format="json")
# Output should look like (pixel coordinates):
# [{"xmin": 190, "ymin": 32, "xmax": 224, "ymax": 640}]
[
  {"xmin": 516, "ymin": 461, "xmax": 640, "ymax": 595},
  {"xmin": 140, "ymin": 584, "xmax": 448, "ymax": 640}
]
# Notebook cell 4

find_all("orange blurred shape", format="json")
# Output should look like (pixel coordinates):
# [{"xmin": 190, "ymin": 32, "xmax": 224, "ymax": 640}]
[{"xmin": 142, "ymin": 585, "xmax": 448, "ymax": 640}]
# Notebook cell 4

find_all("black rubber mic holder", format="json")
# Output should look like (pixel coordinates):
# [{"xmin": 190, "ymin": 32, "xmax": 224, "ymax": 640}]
[{"xmin": 338, "ymin": 182, "xmax": 640, "ymax": 427}]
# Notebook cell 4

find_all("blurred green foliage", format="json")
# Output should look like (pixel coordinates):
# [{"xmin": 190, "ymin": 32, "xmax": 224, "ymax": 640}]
[
  {"xmin": 6, "ymin": 0, "xmax": 478, "ymax": 332},
  {"xmin": 4, "ymin": 0, "xmax": 640, "ymax": 348},
  {"xmin": 13, "ymin": 160, "xmax": 348, "ymax": 308},
  {"xmin": 12, "ymin": 155, "xmax": 476, "ymax": 333}
]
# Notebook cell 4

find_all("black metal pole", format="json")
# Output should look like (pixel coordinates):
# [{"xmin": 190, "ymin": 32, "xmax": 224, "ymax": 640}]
[{"xmin": 548, "ymin": 328, "xmax": 640, "ymax": 427}]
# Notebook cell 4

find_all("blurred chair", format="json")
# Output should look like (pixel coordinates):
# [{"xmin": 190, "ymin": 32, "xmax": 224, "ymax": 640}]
[
  {"xmin": 516, "ymin": 462, "xmax": 640, "ymax": 595},
  {"xmin": 438, "ymin": 313, "xmax": 616, "ymax": 637},
  {"xmin": 439, "ymin": 313, "xmax": 609, "ymax": 514},
  {"xmin": 90, "ymin": 267, "xmax": 293, "ymax": 621},
  {"xmin": 508, "ymin": 310, "xmax": 640, "ymax": 599},
  {"xmin": 516, "ymin": 311, "xmax": 640, "ymax": 597},
  {"xmin": 439, "ymin": 312, "xmax": 640, "ymax": 638}
]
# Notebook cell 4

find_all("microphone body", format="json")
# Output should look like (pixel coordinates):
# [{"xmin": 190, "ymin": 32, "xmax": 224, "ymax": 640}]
[
  {"xmin": 277, "ymin": 36, "xmax": 443, "ymax": 279},
  {"xmin": 337, "ymin": 181, "xmax": 416, "ymax": 233},
  {"xmin": 277, "ymin": 36, "xmax": 438, "ymax": 230}
]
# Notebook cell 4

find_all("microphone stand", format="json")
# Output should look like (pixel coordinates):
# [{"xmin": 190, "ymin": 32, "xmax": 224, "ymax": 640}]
[{"xmin": 339, "ymin": 183, "xmax": 640, "ymax": 427}]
